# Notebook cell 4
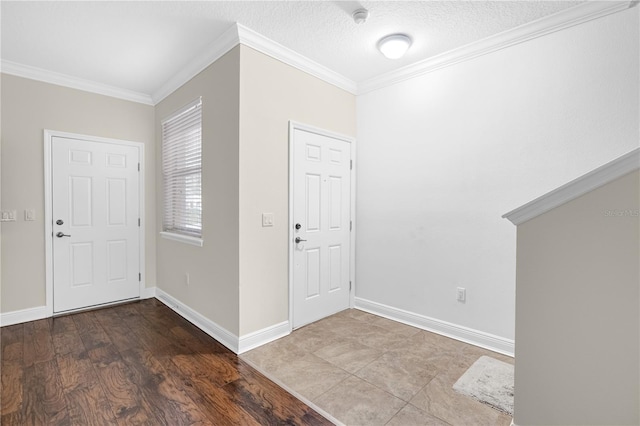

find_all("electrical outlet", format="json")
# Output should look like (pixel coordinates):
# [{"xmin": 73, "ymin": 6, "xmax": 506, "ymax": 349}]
[{"xmin": 457, "ymin": 287, "xmax": 466, "ymax": 303}]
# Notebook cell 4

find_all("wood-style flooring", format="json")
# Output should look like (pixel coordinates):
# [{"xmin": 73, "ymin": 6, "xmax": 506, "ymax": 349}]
[{"xmin": 0, "ymin": 299, "xmax": 331, "ymax": 425}]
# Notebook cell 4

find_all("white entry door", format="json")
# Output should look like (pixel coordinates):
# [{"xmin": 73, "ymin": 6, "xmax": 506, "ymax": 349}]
[
  {"xmin": 52, "ymin": 136, "xmax": 141, "ymax": 313},
  {"xmin": 292, "ymin": 126, "xmax": 352, "ymax": 328}
]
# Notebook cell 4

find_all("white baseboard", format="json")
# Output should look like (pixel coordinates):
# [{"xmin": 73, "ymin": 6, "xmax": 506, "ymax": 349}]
[
  {"xmin": 0, "ymin": 305, "xmax": 48, "ymax": 327},
  {"xmin": 238, "ymin": 321, "xmax": 290, "ymax": 354},
  {"xmin": 1, "ymin": 286, "xmax": 288, "ymax": 355},
  {"xmin": 141, "ymin": 286, "xmax": 157, "ymax": 299},
  {"xmin": 154, "ymin": 288, "xmax": 291, "ymax": 354},
  {"xmin": 155, "ymin": 288, "xmax": 239, "ymax": 353},
  {"xmin": 355, "ymin": 297, "xmax": 515, "ymax": 357},
  {"xmin": 2, "ymin": 287, "xmax": 155, "ymax": 327}
]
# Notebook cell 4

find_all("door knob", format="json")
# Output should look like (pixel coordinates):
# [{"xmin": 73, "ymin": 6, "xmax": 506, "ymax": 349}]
[
  {"xmin": 295, "ymin": 237, "xmax": 307, "ymax": 243},
  {"xmin": 56, "ymin": 232, "xmax": 71, "ymax": 238}
]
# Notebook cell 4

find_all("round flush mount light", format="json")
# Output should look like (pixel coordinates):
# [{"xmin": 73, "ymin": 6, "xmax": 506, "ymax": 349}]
[{"xmin": 378, "ymin": 34, "xmax": 412, "ymax": 59}]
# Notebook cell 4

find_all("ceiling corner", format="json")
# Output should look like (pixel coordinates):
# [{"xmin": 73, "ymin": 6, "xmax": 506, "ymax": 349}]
[
  {"xmin": 236, "ymin": 23, "xmax": 357, "ymax": 95},
  {"xmin": 151, "ymin": 23, "xmax": 241, "ymax": 105}
]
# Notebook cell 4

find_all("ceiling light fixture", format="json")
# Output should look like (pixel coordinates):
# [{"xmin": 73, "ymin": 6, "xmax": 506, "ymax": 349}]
[
  {"xmin": 378, "ymin": 34, "xmax": 412, "ymax": 59},
  {"xmin": 352, "ymin": 8, "xmax": 369, "ymax": 24}
]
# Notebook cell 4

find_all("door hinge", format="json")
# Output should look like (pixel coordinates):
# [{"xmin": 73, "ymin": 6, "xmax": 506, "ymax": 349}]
[
  {"xmin": 349, "ymin": 281, "xmax": 352, "ymax": 291},
  {"xmin": 350, "ymin": 220, "xmax": 352, "ymax": 231},
  {"xmin": 350, "ymin": 159, "xmax": 353, "ymax": 170},
  {"xmin": 138, "ymin": 273, "xmax": 142, "ymax": 282},
  {"xmin": 137, "ymin": 162, "xmax": 140, "ymax": 172},
  {"xmin": 138, "ymin": 218, "xmax": 141, "ymax": 227}
]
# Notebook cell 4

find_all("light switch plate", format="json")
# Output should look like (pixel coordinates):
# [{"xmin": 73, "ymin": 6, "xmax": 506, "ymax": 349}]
[
  {"xmin": 262, "ymin": 213, "xmax": 274, "ymax": 227},
  {"xmin": 25, "ymin": 209, "xmax": 36, "ymax": 221},
  {"xmin": 0, "ymin": 210, "xmax": 17, "ymax": 222}
]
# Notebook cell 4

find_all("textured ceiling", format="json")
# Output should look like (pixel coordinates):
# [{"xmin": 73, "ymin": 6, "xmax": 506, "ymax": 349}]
[{"xmin": 1, "ymin": 1, "xmax": 583, "ymax": 98}]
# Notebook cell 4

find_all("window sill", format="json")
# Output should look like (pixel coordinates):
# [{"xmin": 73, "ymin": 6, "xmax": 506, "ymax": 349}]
[{"xmin": 160, "ymin": 232, "xmax": 203, "ymax": 247}]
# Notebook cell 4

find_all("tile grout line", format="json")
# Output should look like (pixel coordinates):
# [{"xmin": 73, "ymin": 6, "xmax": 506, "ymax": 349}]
[{"xmin": 315, "ymin": 315, "xmax": 421, "ymax": 425}]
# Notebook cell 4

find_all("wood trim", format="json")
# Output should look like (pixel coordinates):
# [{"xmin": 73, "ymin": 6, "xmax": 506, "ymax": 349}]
[
  {"xmin": 151, "ymin": 24, "xmax": 239, "ymax": 104},
  {"xmin": 354, "ymin": 297, "xmax": 515, "ymax": 357},
  {"xmin": 237, "ymin": 321, "xmax": 290, "ymax": 354},
  {"xmin": 236, "ymin": 24, "xmax": 357, "ymax": 94},
  {"xmin": 1, "ymin": 60, "xmax": 154, "ymax": 105},
  {"xmin": 6, "ymin": 2, "xmax": 630, "ymax": 102},
  {"xmin": 0, "ymin": 305, "xmax": 48, "ymax": 327},
  {"xmin": 358, "ymin": 1, "xmax": 634, "ymax": 94},
  {"xmin": 503, "ymin": 148, "xmax": 640, "ymax": 225},
  {"xmin": 141, "ymin": 286, "xmax": 157, "ymax": 299},
  {"xmin": 155, "ymin": 288, "xmax": 239, "ymax": 353}
]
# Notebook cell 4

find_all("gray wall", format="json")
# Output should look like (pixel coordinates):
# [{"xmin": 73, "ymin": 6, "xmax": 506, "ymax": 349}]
[
  {"xmin": 155, "ymin": 47, "xmax": 241, "ymax": 335},
  {"xmin": 514, "ymin": 170, "xmax": 639, "ymax": 425}
]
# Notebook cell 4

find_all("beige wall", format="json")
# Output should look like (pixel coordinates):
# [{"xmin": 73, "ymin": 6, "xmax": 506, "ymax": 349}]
[
  {"xmin": 238, "ymin": 46, "xmax": 356, "ymax": 335},
  {"xmin": 155, "ymin": 48, "xmax": 241, "ymax": 335},
  {"xmin": 514, "ymin": 170, "xmax": 639, "ymax": 425},
  {"xmin": 0, "ymin": 74, "xmax": 156, "ymax": 313},
  {"xmin": 1, "ymin": 43, "xmax": 355, "ymax": 339}
]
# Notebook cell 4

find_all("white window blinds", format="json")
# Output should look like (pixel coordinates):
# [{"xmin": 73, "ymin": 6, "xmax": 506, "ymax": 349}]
[{"xmin": 162, "ymin": 97, "xmax": 202, "ymax": 239}]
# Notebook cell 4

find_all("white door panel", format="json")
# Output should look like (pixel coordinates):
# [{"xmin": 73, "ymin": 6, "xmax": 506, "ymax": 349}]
[
  {"xmin": 292, "ymin": 128, "xmax": 351, "ymax": 328},
  {"xmin": 52, "ymin": 136, "xmax": 140, "ymax": 313}
]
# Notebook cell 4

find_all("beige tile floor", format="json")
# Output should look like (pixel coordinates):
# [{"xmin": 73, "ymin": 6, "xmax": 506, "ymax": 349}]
[{"xmin": 241, "ymin": 309, "xmax": 514, "ymax": 426}]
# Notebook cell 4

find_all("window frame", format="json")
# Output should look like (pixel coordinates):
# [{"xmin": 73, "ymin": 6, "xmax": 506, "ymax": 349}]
[{"xmin": 160, "ymin": 97, "xmax": 203, "ymax": 247}]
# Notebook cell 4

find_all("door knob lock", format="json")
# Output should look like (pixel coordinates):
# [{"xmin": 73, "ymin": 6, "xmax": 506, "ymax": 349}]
[
  {"xmin": 56, "ymin": 232, "xmax": 71, "ymax": 238},
  {"xmin": 295, "ymin": 223, "xmax": 302, "ymax": 230},
  {"xmin": 295, "ymin": 237, "xmax": 307, "ymax": 243},
  {"xmin": 56, "ymin": 219, "xmax": 64, "ymax": 225}
]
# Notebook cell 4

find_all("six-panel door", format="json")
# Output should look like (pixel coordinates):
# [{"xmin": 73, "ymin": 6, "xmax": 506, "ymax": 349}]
[
  {"xmin": 52, "ymin": 136, "xmax": 140, "ymax": 313},
  {"xmin": 293, "ymin": 128, "xmax": 351, "ymax": 328}
]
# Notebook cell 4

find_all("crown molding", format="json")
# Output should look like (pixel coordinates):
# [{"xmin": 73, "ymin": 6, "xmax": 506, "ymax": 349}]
[
  {"xmin": 236, "ymin": 23, "xmax": 357, "ymax": 95},
  {"xmin": 1, "ymin": 21, "xmax": 357, "ymax": 106},
  {"xmin": 358, "ymin": 0, "xmax": 635, "ymax": 94},
  {"xmin": 503, "ymin": 148, "xmax": 640, "ymax": 226},
  {"xmin": 151, "ymin": 23, "xmax": 240, "ymax": 105},
  {"xmin": 0, "ymin": 60, "xmax": 154, "ymax": 105},
  {"xmin": 3, "ymin": 1, "xmax": 632, "ymax": 104},
  {"xmin": 152, "ymin": 23, "xmax": 358, "ymax": 104}
]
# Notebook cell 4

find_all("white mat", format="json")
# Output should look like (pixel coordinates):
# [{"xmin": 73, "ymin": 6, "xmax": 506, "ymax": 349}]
[{"xmin": 453, "ymin": 355, "xmax": 514, "ymax": 415}]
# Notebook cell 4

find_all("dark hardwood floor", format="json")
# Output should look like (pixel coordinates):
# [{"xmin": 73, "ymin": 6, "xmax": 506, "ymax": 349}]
[{"xmin": 0, "ymin": 299, "xmax": 331, "ymax": 425}]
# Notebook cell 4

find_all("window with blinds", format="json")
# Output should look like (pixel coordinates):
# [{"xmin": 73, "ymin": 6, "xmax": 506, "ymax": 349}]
[{"xmin": 161, "ymin": 97, "xmax": 202, "ymax": 242}]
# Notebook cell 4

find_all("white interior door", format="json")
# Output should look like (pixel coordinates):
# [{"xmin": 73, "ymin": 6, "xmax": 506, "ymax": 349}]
[
  {"xmin": 292, "ymin": 127, "xmax": 352, "ymax": 328},
  {"xmin": 52, "ymin": 136, "xmax": 140, "ymax": 313}
]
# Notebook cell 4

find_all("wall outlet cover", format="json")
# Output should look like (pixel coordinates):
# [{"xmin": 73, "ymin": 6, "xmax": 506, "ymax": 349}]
[{"xmin": 457, "ymin": 287, "xmax": 466, "ymax": 303}]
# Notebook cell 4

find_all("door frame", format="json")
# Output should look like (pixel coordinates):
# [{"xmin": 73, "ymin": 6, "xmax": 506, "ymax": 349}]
[
  {"xmin": 288, "ymin": 121, "xmax": 356, "ymax": 331},
  {"xmin": 44, "ymin": 130, "xmax": 146, "ymax": 316}
]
